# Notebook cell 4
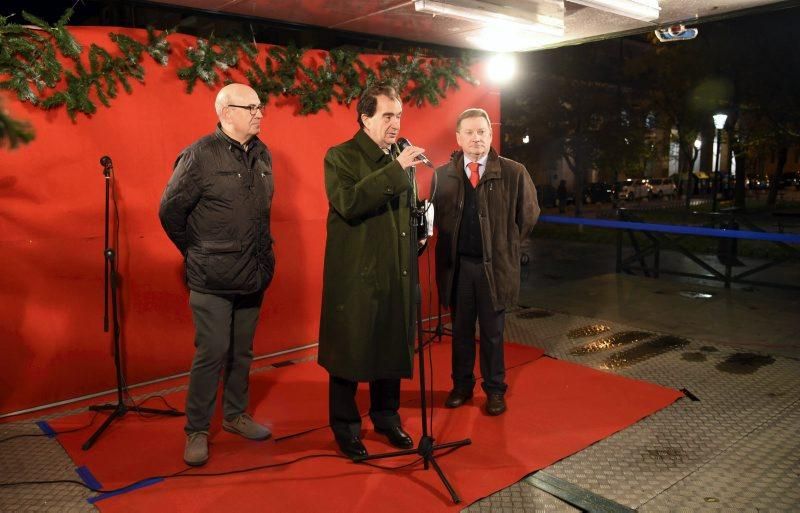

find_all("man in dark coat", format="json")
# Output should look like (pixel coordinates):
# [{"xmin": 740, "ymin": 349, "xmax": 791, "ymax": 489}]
[
  {"xmin": 159, "ymin": 83, "xmax": 276, "ymax": 466},
  {"xmin": 432, "ymin": 108, "xmax": 539, "ymax": 416},
  {"xmin": 318, "ymin": 84, "xmax": 428, "ymax": 459}
]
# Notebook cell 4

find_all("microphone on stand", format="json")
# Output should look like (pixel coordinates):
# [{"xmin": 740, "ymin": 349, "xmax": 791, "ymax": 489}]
[
  {"xmin": 396, "ymin": 137, "xmax": 434, "ymax": 168},
  {"xmin": 100, "ymin": 156, "xmax": 113, "ymax": 177}
]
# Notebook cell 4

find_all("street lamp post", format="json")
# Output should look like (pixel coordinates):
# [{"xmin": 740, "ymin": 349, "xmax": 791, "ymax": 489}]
[
  {"xmin": 711, "ymin": 113, "xmax": 728, "ymax": 212},
  {"xmin": 686, "ymin": 137, "xmax": 701, "ymax": 210}
]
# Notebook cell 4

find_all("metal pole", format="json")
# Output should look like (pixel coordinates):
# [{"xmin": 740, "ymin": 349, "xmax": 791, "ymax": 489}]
[{"xmin": 712, "ymin": 128, "xmax": 721, "ymax": 212}]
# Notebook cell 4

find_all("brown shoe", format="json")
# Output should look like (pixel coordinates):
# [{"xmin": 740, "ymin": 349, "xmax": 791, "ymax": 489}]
[
  {"xmin": 444, "ymin": 389, "xmax": 473, "ymax": 408},
  {"xmin": 184, "ymin": 431, "xmax": 209, "ymax": 466},
  {"xmin": 486, "ymin": 394, "xmax": 507, "ymax": 416}
]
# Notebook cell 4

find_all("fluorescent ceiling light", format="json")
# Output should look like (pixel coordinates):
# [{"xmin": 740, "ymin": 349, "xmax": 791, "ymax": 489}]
[
  {"xmin": 465, "ymin": 26, "xmax": 559, "ymax": 52},
  {"xmin": 568, "ymin": 0, "xmax": 660, "ymax": 22},
  {"xmin": 414, "ymin": 0, "xmax": 565, "ymax": 37}
]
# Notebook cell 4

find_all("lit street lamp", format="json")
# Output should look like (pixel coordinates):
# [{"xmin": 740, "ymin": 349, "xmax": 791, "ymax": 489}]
[{"xmin": 711, "ymin": 113, "xmax": 728, "ymax": 212}]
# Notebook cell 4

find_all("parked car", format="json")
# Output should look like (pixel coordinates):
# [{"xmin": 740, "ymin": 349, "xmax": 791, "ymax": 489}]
[
  {"xmin": 778, "ymin": 171, "xmax": 800, "ymax": 189},
  {"xmin": 746, "ymin": 175, "xmax": 769, "ymax": 190},
  {"xmin": 582, "ymin": 182, "xmax": 615, "ymax": 203},
  {"xmin": 648, "ymin": 178, "xmax": 677, "ymax": 198},
  {"xmin": 619, "ymin": 179, "xmax": 652, "ymax": 200}
]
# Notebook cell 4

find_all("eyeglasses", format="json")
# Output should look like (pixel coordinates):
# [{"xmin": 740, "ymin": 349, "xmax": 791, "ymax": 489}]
[{"xmin": 227, "ymin": 104, "xmax": 265, "ymax": 115}]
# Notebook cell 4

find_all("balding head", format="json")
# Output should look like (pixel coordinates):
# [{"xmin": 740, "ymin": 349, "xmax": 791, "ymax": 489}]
[
  {"xmin": 215, "ymin": 83, "xmax": 258, "ymax": 119},
  {"xmin": 215, "ymin": 83, "xmax": 264, "ymax": 145}
]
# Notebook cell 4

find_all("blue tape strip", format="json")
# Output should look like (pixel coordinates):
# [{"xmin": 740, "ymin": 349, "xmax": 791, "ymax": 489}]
[
  {"xmin": 539, "ymin": 215, "xmax": 800, "ymax": 243},
  {"xmin": 87, "ymin": 477, "xmax": 164, "ymax": 504},
  {"xmin": 35, "ymin": 421, "xmax": 57, "ymax": 438},
  {"xmin": 76, "ymin": 466, "xmax": 103, "ymax": 490}
]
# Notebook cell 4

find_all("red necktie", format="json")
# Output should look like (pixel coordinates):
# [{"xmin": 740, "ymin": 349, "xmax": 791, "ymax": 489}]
[{"xmin": 468, "ymin": 162, "xmax": 480, "ymax": 188}]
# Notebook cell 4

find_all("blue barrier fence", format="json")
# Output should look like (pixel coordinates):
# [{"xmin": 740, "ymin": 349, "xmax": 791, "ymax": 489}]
[
  {"xmin": 537, "ymin": 213, "xmax": 800, "ymax": 289},
  {"xmin": 538, "ymin": 215, "xmax": 800, "ymax": 244}
]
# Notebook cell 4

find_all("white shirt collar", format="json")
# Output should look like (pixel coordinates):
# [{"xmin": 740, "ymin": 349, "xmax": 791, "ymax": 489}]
[{"xmin": 463, "ymin": 153, "xmax": 489, "ymax": 178}]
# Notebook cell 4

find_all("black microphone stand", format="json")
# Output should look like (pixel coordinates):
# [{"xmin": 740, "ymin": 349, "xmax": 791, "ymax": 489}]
[
  {"xmin": 422, "ymin": 301, "xmax": 452, "ymax": 343},
  {"xmin": 82, "ymin": 156, "xmax": 183, "ymax": 451},
  {"xmin": 356, "ymin": 164, "xmax": 471, "ymax": 504}
]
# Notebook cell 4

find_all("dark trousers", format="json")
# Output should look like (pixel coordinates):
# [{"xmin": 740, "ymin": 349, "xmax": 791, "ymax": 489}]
[
  {"xmin": 185, "ymin": 290, "xmax": 264, "ymax": 434},
  {"xmin": 451, "ymin": 256, "xmax": 507, "ymax": 396},
  {"xmin": 329, "ymin": 376, "xmax": 401, "ymax": 440}
]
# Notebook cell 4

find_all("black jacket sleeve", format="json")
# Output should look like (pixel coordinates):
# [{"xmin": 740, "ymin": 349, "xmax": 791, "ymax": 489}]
[{"xmin": 159, "ymin": 150, "xmax": 202, "ymax": 255}]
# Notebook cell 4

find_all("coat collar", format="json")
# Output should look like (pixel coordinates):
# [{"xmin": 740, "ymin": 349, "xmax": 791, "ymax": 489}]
[
  {"xmin": 215, "ymin": 124, "xmax": 262, "ymax": 153},
  {"xmin": 354, "ymin": 129, "xmax": 396, "ymax": 163}
]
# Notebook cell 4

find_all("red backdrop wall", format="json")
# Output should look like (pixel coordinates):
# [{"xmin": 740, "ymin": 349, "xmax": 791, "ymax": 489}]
[{"xmin": 0, "ymin": 27, "xmax": 500, "ymax": 415}]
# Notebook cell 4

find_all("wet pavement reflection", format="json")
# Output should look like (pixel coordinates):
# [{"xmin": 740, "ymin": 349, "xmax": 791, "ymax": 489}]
[
  {"xmin": 570, "ymin": 330, "xmax": 653, "ymax": 355},
  {"xmin": 601, "ymin": 335, "xmax": 691, "ymax": 369},
  {"xmin": 567, "ymin": 324, "xmax": 611, "ymax": 339}
]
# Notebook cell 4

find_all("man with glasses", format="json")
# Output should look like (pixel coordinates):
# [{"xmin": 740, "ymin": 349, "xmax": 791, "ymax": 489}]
[
  {"xmin": 160, "ymin": 83, "xmax": 275, "ymax": 466},
  {"xmin": 432, "ymin": 108, "xmax": 539, "ymax": 417}
]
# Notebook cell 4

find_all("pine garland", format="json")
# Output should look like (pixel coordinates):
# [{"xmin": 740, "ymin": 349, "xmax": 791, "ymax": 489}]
[
  {"xmin": 0, "ymin": 8, "xmax": 171, "ymax": 144},
  {"xmin": 176, "ymin": 37, "xmax": 474, "ymax": 116},
  {"xmin": 177, "ymin": 35, "xmax": 255, "ymax": 93},
  {"xmin": 0, "ymin": 8, "xmax": 474, "ymax": 149}
]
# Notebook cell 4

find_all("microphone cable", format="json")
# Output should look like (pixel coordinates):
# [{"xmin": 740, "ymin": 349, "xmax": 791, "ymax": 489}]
[{"xmin": 0, "ymin": 440, "xmax": 457, "ymax": 493}]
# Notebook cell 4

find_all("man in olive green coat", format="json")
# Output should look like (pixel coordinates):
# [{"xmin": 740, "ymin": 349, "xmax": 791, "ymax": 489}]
[{"xmin": 318, "ymin": 84, "xmax": 428, "ymax": 459}]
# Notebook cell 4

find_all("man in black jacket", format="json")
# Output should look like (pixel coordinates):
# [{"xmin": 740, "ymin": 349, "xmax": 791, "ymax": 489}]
[
  {"xmin": 432, "ymin": 108, "xmax": 539, "ymax": 416},
  {"xmin": 159, "ymin": 83, "xmax": 276, "ymax": 466}
]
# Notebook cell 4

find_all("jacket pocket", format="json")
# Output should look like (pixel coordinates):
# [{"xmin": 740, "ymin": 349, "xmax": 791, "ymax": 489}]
[
  {"xmin": 201, "ymin": 240, "xmax": 242, "ymax": 253},
  {"xmin": 209, "ymin": 171, "xmax": 243, "ymax": 199},
  {"xmin": 200, "ymin": 240, "xmax": 243, "ymax": 290}
]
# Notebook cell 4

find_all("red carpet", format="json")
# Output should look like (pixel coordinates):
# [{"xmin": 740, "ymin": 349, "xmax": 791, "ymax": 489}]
[{"xmin": 50, "ymin": 340, "xmax": 681, "ymax": 512}]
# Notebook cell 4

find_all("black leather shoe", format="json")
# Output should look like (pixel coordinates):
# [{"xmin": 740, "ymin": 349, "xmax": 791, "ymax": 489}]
[
  {"xmin": 375, "ymin": 425, "xmax": 414, "ymax": 449},
  {"xmin": 335, "ymin": 435, "xmax": 368, "ymax": 459},
  {"xmin": 486, "ymin": 394, "xmax": 507, "ymax": 416},
  {"xmin": 444, "ymin": 389, "xmax": 473, "ymax": 408}
]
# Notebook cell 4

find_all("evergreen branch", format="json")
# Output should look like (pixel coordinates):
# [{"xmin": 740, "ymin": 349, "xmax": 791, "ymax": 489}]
[
  {"xmin": 21, "ymin": 9, "xmax": 81, "ymax": 58},
  {"xmin": 0, "ymin": 99, "xmax": 35, "ymax": 149}
]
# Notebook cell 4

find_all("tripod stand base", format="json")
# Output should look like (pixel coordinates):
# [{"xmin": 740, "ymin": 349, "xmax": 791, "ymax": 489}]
[
  {"xmin": 421, "ymin": 324, "xmax": 452, "ymax": 337},
  {"xmin": 82, "ymin": 402, "xmax": 184, "ymax": 451},
  {"xmin": 356, "ymin": 435, "xmax": 472, "ymax": 503}
]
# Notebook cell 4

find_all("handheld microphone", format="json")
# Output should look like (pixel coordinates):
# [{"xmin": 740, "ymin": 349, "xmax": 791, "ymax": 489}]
[{"xmin": 397, "ymin": 137, "xmax": 434, "ymax": 168}]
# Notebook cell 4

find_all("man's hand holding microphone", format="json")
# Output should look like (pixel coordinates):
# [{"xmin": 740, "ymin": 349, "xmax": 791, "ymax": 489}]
[
  {"xmin": 396, "ymin": 137, "xmax": 434, "ymax": 169},
  {"xmin": 396, "ymin": 143, "xmax": 427, "ymax": 169}
]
